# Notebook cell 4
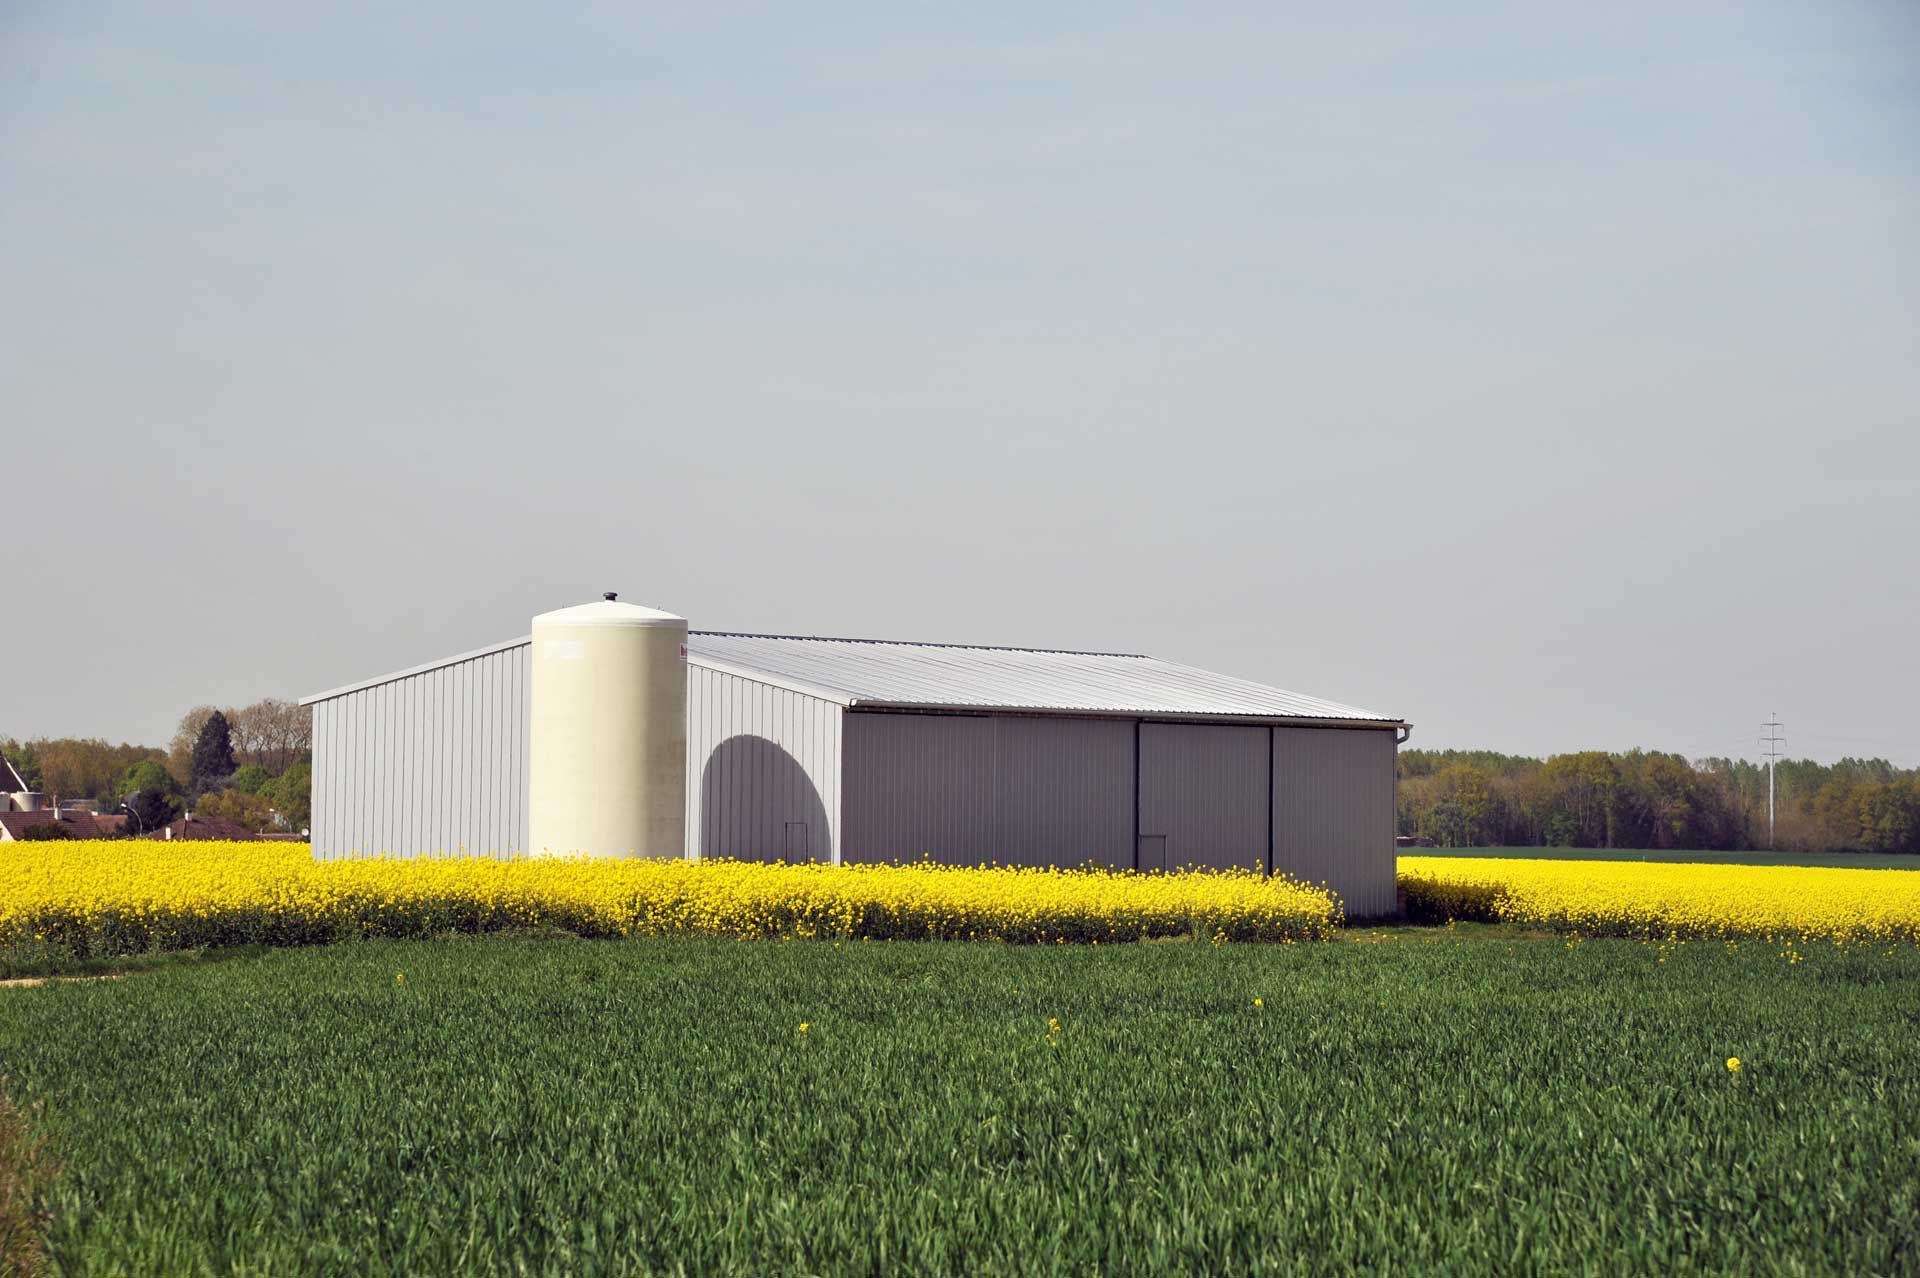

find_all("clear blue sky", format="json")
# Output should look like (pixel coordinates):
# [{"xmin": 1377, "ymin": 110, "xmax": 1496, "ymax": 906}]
[{"xmin": 4, "ymin": 1, "xmax": 1917, "ymax": 764}]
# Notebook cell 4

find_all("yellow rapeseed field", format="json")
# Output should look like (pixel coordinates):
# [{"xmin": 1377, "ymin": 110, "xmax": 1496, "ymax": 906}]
[
  {"xmin": 0, "ymin": 841, "xmax": 1341, "ymax": 958},
  {"xmin": 1398, "ymin": 855, "xmax": 1920, "ymax": 944}
]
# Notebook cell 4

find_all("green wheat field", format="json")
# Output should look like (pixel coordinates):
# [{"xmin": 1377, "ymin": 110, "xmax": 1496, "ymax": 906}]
[{"xmin": 1, "ymin": 933, "xmax": 1915, "ymax": 1274}]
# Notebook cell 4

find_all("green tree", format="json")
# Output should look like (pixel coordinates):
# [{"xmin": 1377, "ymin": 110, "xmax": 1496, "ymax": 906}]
[
  {"xmin": 0, "ymin": 737, "xmax": 44, "ymax": 792},
  {"xmin": 195, "ymin": 788, "xmax": 277, "ymax": 833},
  {"xmin": 1413, "ymin": 765, "xmax": 1498, "ymax": 847},
  {"xmin": 1863, "ymin": 785, "xmax": 1919, "ymax": 852},
  {"xmin": 1625, "ymin": 753, "xmax": 1708, "ymax": 849},
  {"xmin": 115, "ymin": 759, "xmax": 182, "ymax": 834},
  {"xmin": 230, "ymin": 764, "xmax": 273, "ymax": 795},
  {"xmin": 121, "ymin": 787, "xmax": 180, "ymax": 834},
  {"xmin": 190, "ymin": 711, "xmax": 238, "ymax": 795},
  {"xmin": 260, "ymin": 760, "xmax": 311, "ymax": 830},
  {"xmin": 1529, "ymin": 753, "xmax": 1623, "ymax": 848},
  {"xmin": 7, "ymin": 738, "xmax": 162, "ymax": 804},
  {"xmin": 113, "ymin": 759, "xmax": 176, "ymax": 803},
  {"xmin": 1394, "ymin": 744, "xmax": 1914, "ymax": 855}
]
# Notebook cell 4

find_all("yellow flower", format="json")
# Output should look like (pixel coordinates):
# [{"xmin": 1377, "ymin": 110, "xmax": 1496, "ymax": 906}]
[
  {"xmin": 1398, "ymin": 855, "xmax": 1920, "ymax": 946},
  {"xmin": 1726, "ymin": 1056, "xmax": 1741, "ymax": 1074},
  {"xmin": 0, "ymin": 841, "xmax": 1343, "ymax": 953},
  {"xmin": 395, "ymin": 972, "xmax": 404, "ymax": 987},
  {"xmin": 1252, "ymin": 997, "xmax": 1264, "ymax": 1009},
  {"xmin": 797, "ymin": 1022, "xmax": 810, "ymax": 1035}
]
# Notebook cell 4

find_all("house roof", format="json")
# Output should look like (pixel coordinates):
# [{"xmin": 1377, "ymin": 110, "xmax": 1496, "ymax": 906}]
[
  {"xmin": 304, "ymin": 629, "xmax": 1403, "ymax": 727},
  {"xmin": 0, "ymin": 750, "xmax": 27, "ymax": 793},
  {"xmin": 147, "ymin": 817, "xmax": 261, "ymax": 841},
  {"xmin": 0, "ymin": 810, "xmax": 102, "ymax": 840}
]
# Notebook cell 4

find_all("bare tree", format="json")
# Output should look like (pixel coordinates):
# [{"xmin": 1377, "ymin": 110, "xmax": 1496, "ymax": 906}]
[
  {"xmin": 226, "ymin": 703, "xmax": 266, "ymax": 767},
  {"xmin": 251, "ymin": 698, "xmax": 310, "ymax": 771},
  {"xmin": 182, "ymin": 699, "xmax": 313, "ymax": 774}
]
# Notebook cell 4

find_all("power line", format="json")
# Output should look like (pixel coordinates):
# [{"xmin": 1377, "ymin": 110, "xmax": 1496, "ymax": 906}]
[{"xmin": 1789, "ymin": 731, "xmax": 1920, "ymax": 754}]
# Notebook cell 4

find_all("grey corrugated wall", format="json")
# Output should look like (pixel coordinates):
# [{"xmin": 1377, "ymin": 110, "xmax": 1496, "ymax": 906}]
[
  {"xmin": 1138, "ymin": 722, "xmax": 1269, "ymax": 872},
  {"xmin": 685, "ymin": 665, "xmax": 843, "ymax": 863},
  {"xmin": 309, "ymin": 643, "xmax": 531, "ymax": 859},
  {"xmin": 994, "ymin": 716, "xmax": 1134, "ymax": 868},
  {"xmin": 1271, "ymin": 726, "xmax": 1397, "ymax": 917},
  {"xmin": 839, "ymin": 713, "xmax": 995, "ymax": 865},
  {"xmin": 842, "ymin": 712, "xmax": 1133, "ymax": 869}
]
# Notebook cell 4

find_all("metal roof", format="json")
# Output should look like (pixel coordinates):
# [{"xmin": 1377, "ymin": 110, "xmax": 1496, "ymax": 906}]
[
  {"xmin": 300, "ymin": 636, "xmax": 534, "ymax": 706},
  {"xmin": 688, "ymin": 632, "xmax": 1401, "ymax": 726},
  {"xmin": 304, "ymin": 630, "xmax": 1403, "ymax": 727},
  {"xmin": 0, "ymin": 750, "xmax": 28, "ymax": 793}
]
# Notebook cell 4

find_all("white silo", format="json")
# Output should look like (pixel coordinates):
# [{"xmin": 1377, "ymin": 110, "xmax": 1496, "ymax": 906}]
[{"xmin": 528, "ymin": 594, "xmax": 687, "ymax": 857}]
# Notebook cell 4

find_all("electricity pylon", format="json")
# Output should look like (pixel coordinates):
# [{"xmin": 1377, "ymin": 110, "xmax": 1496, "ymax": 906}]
[{"xmin": 1761, "ymin": 715, "xmax": 1785, "ymax": 850}]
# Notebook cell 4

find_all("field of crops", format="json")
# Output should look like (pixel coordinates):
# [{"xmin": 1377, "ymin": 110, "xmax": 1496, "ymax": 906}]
[
  {"xmin": 0, "ymin": 842, "xmax": 1338, "ymax": 961},
  {"xmin": 1400, "ymin": 854, "xmax": 1920, "ymax": 945},
  {"xmin": 1, "ymin": 935, "xmax": 1915, "ymax": 1274},
  {"xmin": 1413, "ymin": 845, "xmax": 1920, "ymax": 870},
  {"xmin": 7, "ymin": 843, "xmax": 1920, "ymax": 975}
]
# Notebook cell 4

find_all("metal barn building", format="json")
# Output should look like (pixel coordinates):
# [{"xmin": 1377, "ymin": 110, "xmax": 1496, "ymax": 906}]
[{"xmin": 301, "ymin": 625, "xmax": 1409, "ymax": 915}]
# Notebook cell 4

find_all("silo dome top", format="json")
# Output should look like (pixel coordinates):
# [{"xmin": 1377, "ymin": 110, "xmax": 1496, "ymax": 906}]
[{"xmin": 534, "ymin": 598, "xmax": 685, "ymax": 628}]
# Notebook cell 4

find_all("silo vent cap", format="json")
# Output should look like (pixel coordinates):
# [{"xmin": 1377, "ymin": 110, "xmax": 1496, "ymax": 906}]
[
  {"xmin": 604, "ymin": 591, "xmax": 618, "ymax": 601},
  {"xmin": 534, "ymin": 599, "xmax": 685, "ymax": 628}
]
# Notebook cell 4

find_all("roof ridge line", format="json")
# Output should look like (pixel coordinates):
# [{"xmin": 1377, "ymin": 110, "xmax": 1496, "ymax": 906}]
[{"xmin": 690, "ymin": 630, "xmax": 1149, "ymax": 659}]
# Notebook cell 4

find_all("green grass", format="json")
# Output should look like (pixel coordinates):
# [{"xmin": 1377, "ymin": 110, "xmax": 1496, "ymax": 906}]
[
  {"xmin": 1407, "ymin": 845, "xmax": 1920, "ymax": 870},
  {"xmin": 1, "ymin": 935, "xmax": 1917, "ymax": 1275},
  {"xmin": 0, "ymin": 943, "xmax": 275, "ymax": 983}
]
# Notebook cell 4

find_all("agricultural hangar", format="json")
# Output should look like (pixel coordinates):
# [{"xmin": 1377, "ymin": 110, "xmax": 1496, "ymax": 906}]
[{"xmin": 300, "ymin": 598, "xmax": 1410, "ymax": 914}]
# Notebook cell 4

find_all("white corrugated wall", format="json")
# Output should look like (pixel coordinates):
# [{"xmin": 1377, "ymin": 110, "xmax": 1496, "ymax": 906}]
[
  {"xmin": 310, "ymin": 652, "xmax": 846, "ymax": 863},
  {"xmin": 308, "ymin": 643, "xmax": 530, "ymax": 859},
  {"xmin": 685, "ymin": 666, "xmax": 843, "ymax": 863}
]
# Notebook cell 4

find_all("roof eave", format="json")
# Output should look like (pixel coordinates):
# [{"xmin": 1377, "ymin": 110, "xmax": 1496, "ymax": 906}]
[
  {"xmin": 300, "ymin": 637, "xmax": 863, "ymax": 709},
  {"xmin": 299, "ymin": 635, "xmax": 533, "ymax": 706},
  {"xmin": 846, "ymin": 700, "xmax": 1407, "ymax": 730}
]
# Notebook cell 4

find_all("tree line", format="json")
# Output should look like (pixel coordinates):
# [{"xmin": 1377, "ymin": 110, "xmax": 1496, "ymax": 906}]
[
  {"xmin": 3, "ymin": 698, "xmax": 312, "ymax": 835},
  {"xmin": 1398, "ymin": 749, "xmax": 1920, "ymax": 854},
  {"xmin": 14, "ymin": 713, "xmax": 1914, "ymax": 854}
]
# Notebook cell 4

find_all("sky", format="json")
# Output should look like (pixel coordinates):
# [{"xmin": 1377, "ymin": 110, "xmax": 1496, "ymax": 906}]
[{"xmin": 4, "ymin": 1, "xmax": 1917, "ymax": 765}]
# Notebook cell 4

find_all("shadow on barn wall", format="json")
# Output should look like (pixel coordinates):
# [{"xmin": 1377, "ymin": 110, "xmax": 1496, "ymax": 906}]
[{"xmin": 699, "ymin": 734, "xmax": 831, "ymax": 863}]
